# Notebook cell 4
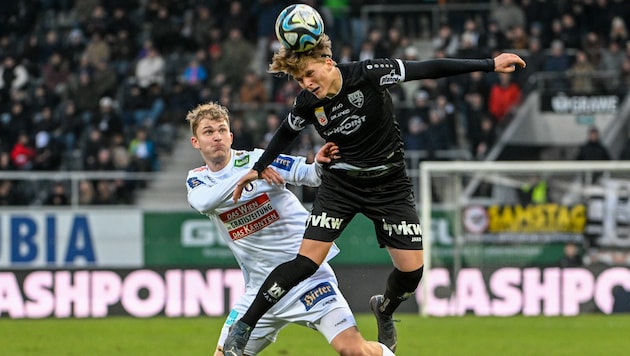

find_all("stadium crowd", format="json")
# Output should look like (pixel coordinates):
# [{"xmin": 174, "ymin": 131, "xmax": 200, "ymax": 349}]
[{"xmin": 0, "ymin": 0, "xmax": 629, "ymax": 206}]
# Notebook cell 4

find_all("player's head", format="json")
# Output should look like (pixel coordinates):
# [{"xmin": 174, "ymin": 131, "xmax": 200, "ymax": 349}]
[
  {"xmin": 186, "ymin": 102, "xmax": 230, "ymax": 136},
  {"xmin": 186, "ymin": 102, "xmax": 233, "ymax": 168},
  {"xmin": 270, "ymin": 34, "xmax": 340, "ymax": 99},
  {"xmin": 269, "ymin": 33, "xmax": 333, "ymax": 78}
]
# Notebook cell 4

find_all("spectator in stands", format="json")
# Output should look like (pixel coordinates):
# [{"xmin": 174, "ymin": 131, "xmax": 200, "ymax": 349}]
[
  {"xmin": 432, "ymin": 22, "xmax": 459, "ymax": 57},
  {"xmin": 83, "ymin": 128, "xmax": 107, "ymax": 170},
  {"xmin": 109, "ymin": 28, "xmax": 137, "ymax": 80},
  {"xmin": 2, "ymin": 101, "xmax": 32, "ymax": 148},
  {"xmin": 180, "ymin": 57, "xmax": 209, "ymax": 89},
  {"xmin": 506, "ymin": 25, "xmax": 529, "ymax": 50},
  {"xmin": 403, "ymin": 116, "xmax": 428, "ymax": 152},
  {"xmin": 568, "ymin": 50, "xmax": 596, "ymax": 94},
  {"xmin": 597, "ymin": 40, "xmax": 625, "ymax": 93},
  {"xmin": 135, "ymin": 46, "xmax": 165, "ymax": 89},
  {"xmin": 488, "ymin": 72, "xmax": 522, "ymax": 126},
  {"xmin": 128, "ymin": 127, "xmax": 158, "ymax": 173},
  {"xmin": 472, "ymin": 116, "xmax": 497, "ymax": 160},
  {"xmin": 515, "ymin": 36, "xmax": 545, "ymax": 89},
  {"xmin": 582, "ymin": 32, "xmax": 604, "ymax": 68},
  {"xmin": 191, "ymin": 5, "xmax": 216, "ymax": 49},
  {"xmin": 230, "ymin": 114, "xmax": 255, "ymax": 151},
  {"xmin": 260, "ymin": 111, "xmax": 282, "ymax": 149},
  {"xmin": 92, "ymin": 59, "xmax": 119, "ymax": 99},
  {"xmin": 609, "ymin": 16, "xmax": 628, "ymax": 46},
  {"xmin": 220, "ymin": 28, "xmax": 255, "ymax": 88},
  {"xmin": 64, "ymin": 29, "xmax": 87, "ymax": 69},
  {"xmin": 0, "ymin": 180, "xmax": 20, "ymax": 205},
  {"xmin": 478, "ymin": 19, "xmax": 508, "ymax": 57},
  {"xmin": 0, "ymin": 54, "xmax": 29, "ymax": 100},
  {"xmin": 78, "ymin": 179, "xmax": 96, "ymax": 205},
  {"xmin": 490, "ymin": 0, "xmax": 525, "ymax": 33},
  {"xmin": 424, "ymin": 108, "xmax": 455, "ymax": 157},
  {"xmin": 44, "ymin": 181, "xmax": 70, "ymax": 206},
  {"xmin": 238, "ymin": 70, "xmax": 268, "ymax": 106},
  {"xmin": 91, "ymin": 96, "xmax": 124, "ymax": 139},
  {"xmin": 57, "ymin": 100, "xmax": 84, "ymax": 152},
  {"xmin": 576, "ymin": 126, "xmax": 611, "ymax": 161},
  {"xmin": 559, "ymin": 242, "xmax": 582, "ymax": 267},
  {"xmin": 10, "ymin": 132, "xmax": 36, "ymax": 170},
  {"xmin": 32, "ymin": 84, "xmax": 60, "ymax": 114},
  {"xmin": 67, "ymin": 70, "xmax": 101, "ymax": 119},
  {"xmin": 34, "ymin": 130, "xmax": 63, "ymax": 171},
  {"xmin": 84, "ymin": 31, "xmax": 111, "ymax": 67},
  {"xmin": 42, "ymin": 51, "xmax": 70, "ymax": 94}
]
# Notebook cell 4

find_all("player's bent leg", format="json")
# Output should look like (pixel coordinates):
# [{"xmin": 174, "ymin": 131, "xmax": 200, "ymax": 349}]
[
  {"xmin": 387, "ymin": 248, "xmax": 423, "ymax": 272},
  {"xmin": 330, "ymin": 326, "xmax": 385, "ymax": 356},
  {"xmin": 316, "ymin": 308, "xmax": 385, "ymax": 356}
]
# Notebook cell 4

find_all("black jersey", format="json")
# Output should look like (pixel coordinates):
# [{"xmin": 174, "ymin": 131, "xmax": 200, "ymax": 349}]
[
  {"xmin": 254, "ymin": 57, "xmax": 494, "ymax": 175},
  {"xmin": 288, "ymin": 59, "xmax": 406, "ymax": 169}
]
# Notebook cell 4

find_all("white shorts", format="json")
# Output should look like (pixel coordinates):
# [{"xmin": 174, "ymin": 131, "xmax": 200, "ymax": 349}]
[{"xmin": 217, "ymin": 263, "xmax": 357, "ymax": 355}]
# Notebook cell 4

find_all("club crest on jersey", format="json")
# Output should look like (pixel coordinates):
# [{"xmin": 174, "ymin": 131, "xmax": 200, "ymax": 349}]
[
  {"xmin": 234, "ymin": 155, "xmax": 249, "ymax": 167},
  {"xmin": 314, "ymin": 106, "xmax": 327, "ymax": 125},
  {"xmin": 347, "ymin": 90, "xmax": 364, "ymax": 108}
]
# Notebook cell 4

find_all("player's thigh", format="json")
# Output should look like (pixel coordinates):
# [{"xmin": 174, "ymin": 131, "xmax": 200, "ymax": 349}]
[{"xmin": 387, "ymin": 246, "xmax": 424, "ymax": 271}]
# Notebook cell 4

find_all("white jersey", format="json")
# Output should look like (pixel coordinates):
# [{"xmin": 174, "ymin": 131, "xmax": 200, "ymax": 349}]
[
  {"xmin": 187, "ymin": 149, "xmax": 356, "ymax": 353},
  {"xmin": 186, "ymin": 148, "xmax": 339, "ymax": 291}
]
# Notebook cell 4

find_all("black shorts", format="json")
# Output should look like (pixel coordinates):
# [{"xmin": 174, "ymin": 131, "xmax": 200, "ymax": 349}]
[{"xmin": 305, "ymin": 167, "xmax": 424, "ymax": 250}]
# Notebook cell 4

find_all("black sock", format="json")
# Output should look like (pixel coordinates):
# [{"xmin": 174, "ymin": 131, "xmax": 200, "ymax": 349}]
[
  {"xmin": 381, "ymin": 266, "xmax": 424, "ymax": 315},
  {"xmin": 240, "ymin": 254, "xmax": 319, "ymax": 327}
]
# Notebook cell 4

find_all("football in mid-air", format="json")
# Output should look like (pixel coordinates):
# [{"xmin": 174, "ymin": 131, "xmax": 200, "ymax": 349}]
[{"xmin": 275, "ymin": 4, "xmax": 324, "ymax": 52}]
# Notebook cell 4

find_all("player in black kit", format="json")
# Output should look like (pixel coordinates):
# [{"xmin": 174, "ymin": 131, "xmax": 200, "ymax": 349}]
[{"xmin": 223, "ymin": 34, "xmax": 526, "ymax": 356}]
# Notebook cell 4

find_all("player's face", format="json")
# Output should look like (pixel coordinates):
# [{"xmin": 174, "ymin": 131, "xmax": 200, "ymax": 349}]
[
  {"xmin": 191, "ymin": 118, "xmax": 233, "ymax": 169},
  {"xmin": 294, "ymin": 58, "xmax": 339, "ymax": 99}
]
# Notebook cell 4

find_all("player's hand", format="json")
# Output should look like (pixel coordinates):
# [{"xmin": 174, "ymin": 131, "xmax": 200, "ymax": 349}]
[
  {"xmin": 232, "ymin": 168, "xmax": 285, "ymax": 203},
  {"xmin": 493, "ymin": 53, "xmax": 526, "ymax": 73},
  {"xmin": 316, "ymin": 142, "xmax": 340, "ymax": 164}
]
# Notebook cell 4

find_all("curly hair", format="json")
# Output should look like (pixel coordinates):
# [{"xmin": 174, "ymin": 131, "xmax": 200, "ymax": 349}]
[
  {"xmin": 185, "ymin": 102, "xmax": 230, "ymax": 136},
  {"xmin": 268, "ymin": 34, "xmax": 333, "ymax": 77}
]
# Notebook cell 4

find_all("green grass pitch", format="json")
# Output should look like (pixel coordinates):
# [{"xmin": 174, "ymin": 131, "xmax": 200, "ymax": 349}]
[{"xmin": 2, "ymin": 313, "xmax": 629, "ymax": 355}]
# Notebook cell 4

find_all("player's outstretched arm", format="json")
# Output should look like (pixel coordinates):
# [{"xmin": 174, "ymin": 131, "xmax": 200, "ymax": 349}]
[{"xmin": 493, "ymin": 53, "xmax": 526, "ymax": 73}]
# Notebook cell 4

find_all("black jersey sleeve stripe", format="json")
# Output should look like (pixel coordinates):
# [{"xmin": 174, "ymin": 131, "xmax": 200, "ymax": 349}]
[
  {"xmin": 395, "ymin": 58, "xmax": 406, "ymax": 81},
  {"xmin": 253, "ymin": 120, "xmax": 301, "ymax": 174},
  {"xmin": 402, "ymin": 58, "xmax": 495, "ymax": 81}
]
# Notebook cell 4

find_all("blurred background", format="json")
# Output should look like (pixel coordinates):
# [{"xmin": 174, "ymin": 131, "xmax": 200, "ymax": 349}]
[{"xmin": 1, "ymin": 0, "xmax": 629, "ymax": 318}]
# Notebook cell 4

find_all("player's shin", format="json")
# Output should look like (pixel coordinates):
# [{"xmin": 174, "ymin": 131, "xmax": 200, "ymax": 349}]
[
  {"xmin": 381, "ymin": 266, "xmax": 423, "ymax": 315},
  {"xmin": 240, "ymin": 254, "xmax": 319, "ymax": 326}
]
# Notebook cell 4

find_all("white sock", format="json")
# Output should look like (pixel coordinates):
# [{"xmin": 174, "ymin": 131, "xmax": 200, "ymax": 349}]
[{"xmin": 380, "ymin": 343, "xmax": 395, "ymax": 356}]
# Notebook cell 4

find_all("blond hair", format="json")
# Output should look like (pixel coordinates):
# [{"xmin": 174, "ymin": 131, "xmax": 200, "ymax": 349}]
[
  {"xmin": 185, "ymin": 102, "xmax": 230, "ymax": 136},
  {"xmin": 268, "ymin": 33, "xmax": 333, "ymax": 77}
]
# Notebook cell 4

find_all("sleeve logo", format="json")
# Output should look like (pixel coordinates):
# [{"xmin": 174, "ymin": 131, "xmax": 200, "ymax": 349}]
[
  {"xmin": 187, "ymin": 177, "xmax": 205, "ymax": 188},
  {"xmin": 271, "ymin": 155, "xmax": 295, "ymax": 171}
]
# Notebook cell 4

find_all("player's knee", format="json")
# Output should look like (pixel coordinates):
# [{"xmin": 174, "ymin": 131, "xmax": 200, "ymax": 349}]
[{"xmin": 260, "ymin": 254, "xmax": 319, "ymax": 302}]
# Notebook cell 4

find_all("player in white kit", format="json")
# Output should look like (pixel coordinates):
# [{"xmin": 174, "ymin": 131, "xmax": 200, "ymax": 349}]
[{"xmin": 185, "ymin": 102, "xmax": 394, "ymax": 356}]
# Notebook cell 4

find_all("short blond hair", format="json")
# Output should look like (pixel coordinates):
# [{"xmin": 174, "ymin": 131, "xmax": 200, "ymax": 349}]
[
  {"xmin": 185, "ymin": 102, "xmax": 230, "ymax": 136},
  {"xmin": 268, "ymin": 33, "xmax": 333, "ymax": 78}
]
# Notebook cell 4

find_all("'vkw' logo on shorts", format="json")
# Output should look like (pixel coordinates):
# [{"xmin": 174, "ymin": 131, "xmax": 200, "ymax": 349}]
[{"xmin": 347, "ymin": 90, "xmax": 364, "ymax": 108}]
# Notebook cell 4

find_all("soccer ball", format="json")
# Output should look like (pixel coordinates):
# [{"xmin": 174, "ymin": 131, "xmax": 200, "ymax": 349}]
[{"xmin": 275, "ymin": 4, "xmax": 324, "ymax": 52}]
